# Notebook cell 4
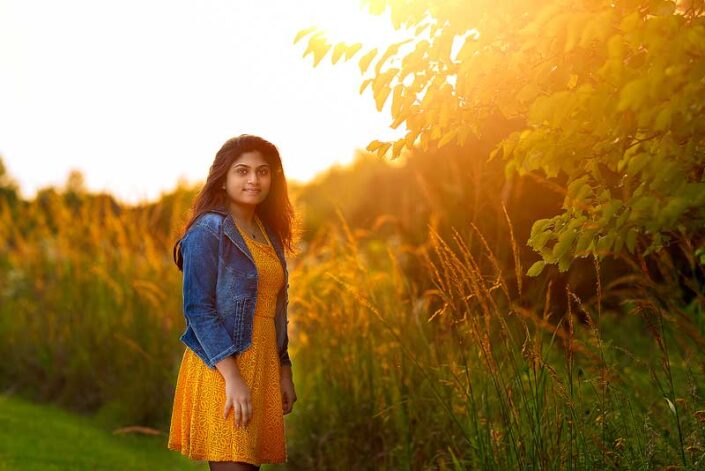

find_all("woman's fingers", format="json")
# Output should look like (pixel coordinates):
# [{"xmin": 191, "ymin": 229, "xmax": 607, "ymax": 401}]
[
  {"xmin": 223, "ymin": 401, "xmax": 231, "ymax": 420},
  {"xmin": 223, "ymin": 380, "xmax": 253, "ymax": 427},
  {"xmin": 235, "ymin": 404, "xmax": 242, "ymax": 427},
  {"xmin": 232, "ymin": 400, "xmax": 253, "ymax": 427},
  {"xmin": 282, "ymin": 390, "xmax": 295, "ymax": 414},
  {"xmin": 243, "ymin": 400, "xmax": 252, "ymax": 426}
]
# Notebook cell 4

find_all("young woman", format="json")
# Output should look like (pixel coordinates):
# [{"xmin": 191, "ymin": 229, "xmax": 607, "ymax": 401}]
[{"xmin": 168, "ymin": 134, "xmax": 297, "ymax": 470}]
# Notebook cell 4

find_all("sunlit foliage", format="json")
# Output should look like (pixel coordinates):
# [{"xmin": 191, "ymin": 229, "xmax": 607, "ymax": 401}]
[{"xmin": 296, "ymin": 0, "xmax": 705, "ymax": 274}]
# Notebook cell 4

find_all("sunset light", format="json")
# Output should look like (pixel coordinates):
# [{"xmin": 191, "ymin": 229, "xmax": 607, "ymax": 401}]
[{"xmin": 0, "ymin": 0, "xmax": 409, "ymax": 204}]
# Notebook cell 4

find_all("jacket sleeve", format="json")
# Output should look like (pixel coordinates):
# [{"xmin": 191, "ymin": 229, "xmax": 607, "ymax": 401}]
[{"xmin": 181, "ymin": 222, "xmax": 239, "ymax": 368}]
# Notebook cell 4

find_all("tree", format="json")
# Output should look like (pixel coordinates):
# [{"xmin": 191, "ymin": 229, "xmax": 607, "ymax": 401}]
[
  {"xmin": 295, "ymin": 0, "xmax": 705, "ymax": 274},
  {"xmin": 0, "ymin": 156, "xmax": 20, "ymax": 206}
]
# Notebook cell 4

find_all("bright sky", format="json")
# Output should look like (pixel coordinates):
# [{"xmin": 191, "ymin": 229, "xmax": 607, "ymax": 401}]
[{"xmin": 0, "ymin": 0, "xmax": 410, "ymax": 204}]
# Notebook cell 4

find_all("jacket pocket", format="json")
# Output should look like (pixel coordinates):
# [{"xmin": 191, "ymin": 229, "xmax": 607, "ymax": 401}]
[
  {"xmin": 230, "ymin": 296, "xmax": 254, "ymax": 345},
  {"xmin": 227, "ymin": 296, "xmax": 249, "ymax": 319},
  {"xmin": 224, "ymin": 267, "xmax": 257, "ymax": 298}
]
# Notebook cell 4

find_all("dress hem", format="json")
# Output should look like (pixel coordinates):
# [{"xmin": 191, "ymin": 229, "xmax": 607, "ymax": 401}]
[{"xmin": 168, "ymin": 443, "xmax": 287, "ymax": 464}]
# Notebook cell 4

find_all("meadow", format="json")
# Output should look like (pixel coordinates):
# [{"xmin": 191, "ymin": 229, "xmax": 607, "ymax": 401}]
[{"xmin": 0, "ymin": 150, "xmax": 703, "ymax": 469}]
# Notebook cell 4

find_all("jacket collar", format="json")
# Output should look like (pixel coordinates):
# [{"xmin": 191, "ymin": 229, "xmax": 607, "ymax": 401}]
[
  {"xmin": 207, "ymin": 204, "xmax": 287, "ymax": 278},
  {"xmin": 208, "ymin": 205, "xmax": 229, "ymax": 216}
]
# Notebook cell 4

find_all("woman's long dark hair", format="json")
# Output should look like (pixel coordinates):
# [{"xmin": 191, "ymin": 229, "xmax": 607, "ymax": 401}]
[{"xmin": 173, "ymin": 134, "xmax": 296, "ymax": 270}]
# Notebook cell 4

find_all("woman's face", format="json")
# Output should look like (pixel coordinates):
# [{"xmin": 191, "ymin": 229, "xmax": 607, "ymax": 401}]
[{"xmin": 224, "ymin": 151, "xmax": 272, "ymax": 207}]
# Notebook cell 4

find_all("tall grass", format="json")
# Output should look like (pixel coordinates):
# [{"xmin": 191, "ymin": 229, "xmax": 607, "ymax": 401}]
[
  {"xmin": 0, "ymin": 191, "xmax": 191, "ymax": 427},
  {"xmin": 285, "ymin": 208, "xmax": 705, "ymax": 469},
  {"xmin": 1, "ymin": 190, "xmax": 704, "ymax": 469}
]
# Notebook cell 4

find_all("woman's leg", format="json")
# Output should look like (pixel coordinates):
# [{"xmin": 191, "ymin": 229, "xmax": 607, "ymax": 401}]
[{"xmin": 208, "ymin": 461, "xmax": 260, "ymax": 471}]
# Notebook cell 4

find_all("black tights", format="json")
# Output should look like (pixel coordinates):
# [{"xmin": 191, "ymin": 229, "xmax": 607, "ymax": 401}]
[{"xmin": 208, "ymin": 461, "xmax": 260, "ymax": 471}]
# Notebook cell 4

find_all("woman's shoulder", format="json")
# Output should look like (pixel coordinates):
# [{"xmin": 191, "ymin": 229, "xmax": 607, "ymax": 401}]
[{"xmin": 188, "ymin": 208, "xmax": 228, "ymax": 237}]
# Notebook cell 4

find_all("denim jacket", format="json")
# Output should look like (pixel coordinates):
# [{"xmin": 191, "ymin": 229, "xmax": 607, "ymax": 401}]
[{"xmin": 175, "ymin": 205, "xmax": 291, "ymax": 370}]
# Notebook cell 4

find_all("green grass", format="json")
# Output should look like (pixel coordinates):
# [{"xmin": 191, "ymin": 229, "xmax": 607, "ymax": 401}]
[{"xmin": 0, "ymin": 393, "xmax": 206, "ymax": 471}]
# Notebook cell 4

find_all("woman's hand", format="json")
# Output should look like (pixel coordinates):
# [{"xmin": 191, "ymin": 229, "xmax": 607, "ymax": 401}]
[
  {"xmin": 223, "ymin": 375, "xmax": 252, "ymax": 428},
  {"xmin": 280, "ymin": 366, "xmax": 297, "ymax": 415}
]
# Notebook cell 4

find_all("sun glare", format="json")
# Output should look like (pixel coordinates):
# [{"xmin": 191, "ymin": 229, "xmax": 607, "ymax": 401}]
[
  {"xmin": 299, "ymin": 0, "xmax": 409, "ymax": 47},
  {"xmin": 0, "ymin": 0, "xmax": 415, "ymax": 204}
]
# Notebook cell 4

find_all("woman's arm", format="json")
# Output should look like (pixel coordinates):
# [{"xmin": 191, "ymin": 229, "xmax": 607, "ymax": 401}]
[
  {"xmin": 183, "ymin": 220, "xmax": 253, "ymax": 425},
  {"xmin": 181, "ymin": 221, "xmax": 240, "ymax": 368}
]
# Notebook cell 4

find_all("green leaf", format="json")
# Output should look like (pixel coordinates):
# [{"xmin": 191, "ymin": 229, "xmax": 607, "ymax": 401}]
[
  {"xmin": 526, "ymin": 260, "xmax": 546, "ymax": 277},
  {"xmin": 617, "ymin": 79, "xmax": 646, "ymax": 111},
  {"xmin": 529, "ymin": 230, "xmax": 555, "ymax": 253},
  {"xmin": 626, "ymin": 228, "xmax": 638, "ymax": 254},
  {"xmin": 530, "ymin": 218, "xmax": 552, "ymax": 234},
  {"xmin": 600, "ymin": 200, "xmax": 622, "ymax": 223},
  {"xmin": 596, "ymin": 233, "xmax": 615, "ymax": 254},
  {"xmin": 552, "ymin": 229, "xmax": 578, "ymax": 259},
  {"xmin": 654, "ymin": 108, "xmax": 672, "ymax": 131},
  {"xmin": 626, "ymin": 153, "xmax": 649, "ymax": 176},
  {"xmin": 575, "ymin": 229, "xmax": 598, "ymax": 256},
  {"xmin": 557, "ymin": 253, "xmax": 572, "ymax": 272},
  {"xmin": 614, "ymin": 232, "xmax": 625, "ymax": 253},
  {"xmin": 567, "ymin": 175, "xmax": 590, "ymax": 199}
]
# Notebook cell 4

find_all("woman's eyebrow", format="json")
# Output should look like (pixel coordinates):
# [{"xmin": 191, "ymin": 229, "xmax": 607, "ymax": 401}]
[{"xmin": 233, "ymin": 163, "xmax": 270, "ymax": 168}]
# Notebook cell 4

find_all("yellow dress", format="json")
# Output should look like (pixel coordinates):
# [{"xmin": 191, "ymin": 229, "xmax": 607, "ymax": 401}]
[{"xmin": 168, "ymin": 216, "xmax": 287, "ymax": 464}]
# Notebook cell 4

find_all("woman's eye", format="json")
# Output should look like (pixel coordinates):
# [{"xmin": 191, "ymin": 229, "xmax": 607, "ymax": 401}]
[{"xmin": 234, "ymin": 167, "xmax": 268, "ymax": 176}]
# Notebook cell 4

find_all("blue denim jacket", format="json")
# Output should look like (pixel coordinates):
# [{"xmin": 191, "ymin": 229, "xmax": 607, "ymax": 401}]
[{"xmin": 176, "ymin": 205, "xmax": 291, "ymax": 370}]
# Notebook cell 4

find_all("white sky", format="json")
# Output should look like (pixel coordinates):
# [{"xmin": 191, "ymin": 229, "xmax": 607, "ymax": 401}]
[{"xmin": 0, "ymin": 0, "xmax": 410, "ymax": 204}]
